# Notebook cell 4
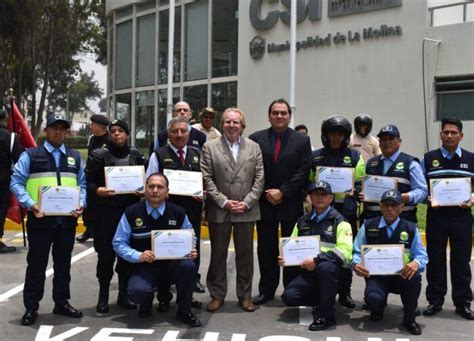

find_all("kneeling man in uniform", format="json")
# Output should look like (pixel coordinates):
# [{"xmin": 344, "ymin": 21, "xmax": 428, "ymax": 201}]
[
  {"xmin": 112, "ymin": 172, "xmax": 201, "ymax": 327},
  {"xmin": 352, "ymin": 190, "xmax": 428, "ymax": 335},
  {"xmin": 280, "ymin": 181, "xmax": 353, "ymax": 331}
]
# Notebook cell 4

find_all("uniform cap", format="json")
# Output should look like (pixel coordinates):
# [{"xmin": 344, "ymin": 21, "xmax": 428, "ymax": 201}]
[
  {"xmin": 46, "ymin": 114, "xmax": 70, "ymax": 128},
  {"xmin": 90, "ymin": 114, "xmax": 110, "ymax": 126},
  {"xmin": 109, "ymin": 119, "xmax": 130, "ymax": 135},
  {"xmin": 380, "ymin": 190, "xmax": 403, "ymax": 204},
  {"xmin": 377, "ymin": 124, "xmax": 400, "ymax": 138},
  {"xmin": 308, "ymin": 180, "xmax": 333, "ymax": 194}
]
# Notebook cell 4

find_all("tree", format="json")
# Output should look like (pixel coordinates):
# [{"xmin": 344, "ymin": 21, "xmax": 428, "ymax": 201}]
[
  {"xmin": 0, "ymin": 0, "xmax": 107, "ymax": 139},
  {"xmin": 48, "ymin": 71, "xmax": 103, "ymax": 122}
]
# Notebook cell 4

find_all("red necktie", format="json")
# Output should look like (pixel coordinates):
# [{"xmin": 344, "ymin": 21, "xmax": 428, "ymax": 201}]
[
  {"xmin": 273, "ymin": 133, "xmax": 281, "ymax": 163},
  {"xmin": 178, "ymin": 149, "xmax": 185, "ymax": 165}
]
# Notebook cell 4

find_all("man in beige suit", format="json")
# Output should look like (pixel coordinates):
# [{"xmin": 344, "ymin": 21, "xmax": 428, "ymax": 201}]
[{"xmin": 200, "ymin": 108, "xmax": 264, "ymax": 313}]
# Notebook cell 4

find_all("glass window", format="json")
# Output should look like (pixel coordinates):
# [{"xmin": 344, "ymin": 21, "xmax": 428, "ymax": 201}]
[
  {"xmin": 211, "ymin": 82, "xmax": 237, "ymax": 124},
  {"xmin": 136, "ymin": 91, "xmax": 155, "ymax": 155},
  {"xmin": 436, "ymin": 76, "xmax": 474, "ymax": 121},
  {"xmin": 467, "ymin": 3, "xmax": 474, "ymax": 22},
  {"xmin": 184, "ymin": 85, "xmax": 208, "ymax": 122},
  {"xmin": 158, "ymin": 8, "xmax": 181, "ymax": 84},
  {"xmin": 116, "ymin": 6, "xmax": 133, "ymax": 19},
  {"xmin": 137, "ymin": 14, "xmax": 156, "ymax": 87},
  {"xmin": 115, "ymin": 21, "xmax": 133, "ymax": 90},
  {"xmin": 116, "ymin": 93, "xmax": 132, "ymax": 123},
  {"xmin": 212, "ymin": 0, "xmax": 238, "ymax": 78},
  {"xmin": 185, "ymin": 0, "xmax": 208, "ymax": 81},
  {"xmin": 158, "ymin": 88, "xmax": 180, "ymax": 132},
  {"xmin": 432, "ymin": 5, "xmax": 464, "ymax": 26},
  {"xmin": 137, "ymin": 2, "xmax": 156, "ymax": 13}
]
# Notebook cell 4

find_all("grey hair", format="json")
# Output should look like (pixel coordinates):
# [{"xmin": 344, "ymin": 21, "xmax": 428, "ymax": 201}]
[{"xmin": 167, "ymin": 116, "xmax": 188, "ymax": 130}]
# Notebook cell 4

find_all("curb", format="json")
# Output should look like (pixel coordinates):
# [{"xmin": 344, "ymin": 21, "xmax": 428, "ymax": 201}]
[{"xmin": 6, "ymin": 218, "xmax": 474, "ymax": 245}]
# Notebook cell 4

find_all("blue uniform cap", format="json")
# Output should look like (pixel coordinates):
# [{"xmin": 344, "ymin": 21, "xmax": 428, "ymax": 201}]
[
  {"xmin": 377, "ymin": 124, "xmax": 400, "ymax": 138},
  {"xmin": 380, "ymin": 190, "xmax": 403, "ymax": 204},
  {"xmin": 308, "ymin": 180, "xmax": 332, "ymax": 194},
  {"xmin": 46, "ymin": 114, "xmax": 70, "ymax": 128}
]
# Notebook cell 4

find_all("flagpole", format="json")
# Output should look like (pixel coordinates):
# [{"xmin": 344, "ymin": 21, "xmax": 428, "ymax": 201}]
[
  {"xmin": 9, "ymin": 88, "xmax": 27, "ymax": 247},
  {"xmin": 166, "ymin": 0, "xmax": 176, "ymax": 124},
  {"xmin": 289, "ymin": 0, "xmax": 296, "ymax": 129}
]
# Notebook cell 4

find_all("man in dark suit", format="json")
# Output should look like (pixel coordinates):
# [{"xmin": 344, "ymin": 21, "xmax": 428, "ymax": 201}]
[
  {"xmin": 148, "ymin": 101, "xmax": 207, "ymax": 157},
  {"xmin": 249, "ymin": 98, "xmax": 312, "ymax": 305}
]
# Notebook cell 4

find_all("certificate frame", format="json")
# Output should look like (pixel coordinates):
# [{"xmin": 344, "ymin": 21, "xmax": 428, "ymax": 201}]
[
  {"xmin": 279, "ymin": 236, "xmax": 320, "ymax": 267},
  {"xmin": 361, "ymin": 244, "xmax": 405, "ymax": 276},
  {"xmin": 163, "ymin": 169, "xmax": 203, "ymax": 197},
  {"xmin": 362, "ymin": 175, "xmax": 398, "ymax": 203},
  {"xmin": 151, "ymin": 229, "xmax": 194, "ymax": 260},
  {"xmin": 38, "ymin": 186, "xmax": 80, "ymax": 216},
  {"xmin": 429, "ymin": 177, "xmax": 472, "ymax": 207},
  {"xmin": 316, "ymin": 166, "xmax": 354, "ymax": 194},
  {"xmin": 104, "ymin": 165, "xmax": 146, "ymax": 194}
]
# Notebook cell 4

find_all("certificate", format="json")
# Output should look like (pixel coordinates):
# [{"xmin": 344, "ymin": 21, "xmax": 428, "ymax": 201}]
[
  {"xmin": 279, "ymin": 236, "xmax": 320, "ymax": 266},
  {"xmin": 362, "ymin": 244, "xmax": 404, "ymax": 275},
  {"xmin": 104, "ymin": 165, "xmax": 145, "ymax": 194},
  {"xmin": 38, "ymin": 186, "xmax": 80, "ymax": 216},
  {"xmin": 316, "ymin": 166, "xmax": 354, "ymax": 193},
  {"xmin": 163, "ymin": 169, "xmax": 203, "ymax": 197},
  {"xmin": 430, "ymin": 177, "xmax": 472, "ymax": 207},
  {"xmin": 362, "ymin": 175, "xmax": 398, "ymax": 203},
  {"xmin": 151, "ymin": 229, "xmax": 194, "ymax": 260}
]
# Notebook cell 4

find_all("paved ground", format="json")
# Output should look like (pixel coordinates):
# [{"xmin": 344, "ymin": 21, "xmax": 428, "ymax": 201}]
[{"xmin": 0, "ymin": 230, "xmax": 473, "ymax": 341}]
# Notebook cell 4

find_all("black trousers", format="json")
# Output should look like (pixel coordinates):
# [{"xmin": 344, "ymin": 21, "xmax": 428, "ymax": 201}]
[
  {"xmin": 0, "ymin": 181, "xmax": 10, "ymax": 237},
  {"xmin": 23, "ymin": 223, "xmax": 75, "ymax": 310},
  {"xmin": 426, "ymin": 210, "xmax": 472, "ymax": 306},
  {"xmin": 128, "ymin": 260, "xmax": 196, "ymax": 314},
  {"xmin": 365, "ymin": 273, "xmax": 421, "ymax": 324},
  {"xmin": 94, "ymin": 205, "xmax": 132, "ymax": 289},
  {"xmin": 187, "ymin": 210, "xmax": 201, "ymax": 274},
  {"xmin": 256, "ymin": 218, "xmax": 299, "ymax": 297},
  {"xmin": 282, "ymin": 261, "xmax": 342, "ymax": 319}
]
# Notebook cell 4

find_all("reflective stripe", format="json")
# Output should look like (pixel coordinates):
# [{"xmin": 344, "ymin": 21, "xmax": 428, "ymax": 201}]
[
  {"xmin": 29, "ymin": 172, "xmax": 77, "ymax": 179},
  {"xmin": 426, "ymin": 169, "xmax": 474, "ymax": 178},
  {"xmin": 392, "ymin": 177, "xmax": 410, "ymax": 185},
  {"xmin": 131, "ymin": 232, "xmax": 151, "ymax": 239},
  {"xmin": 334, "ymin": 197, "xmax": 345, "ymax": 203},
  {"xmin": 320, "ymin": 242, "xmax": 336, "ymax": 249},
  {"xmin": 331, "ymin": 247, "xmax": 348, "ymax": 267},
  {"xmin": 366, "ymin": 205, "xmax": 415, "ymax": 212},
  {"xmin": 26, "ymin": 173, "xmax": 78, "ymax": 204}
]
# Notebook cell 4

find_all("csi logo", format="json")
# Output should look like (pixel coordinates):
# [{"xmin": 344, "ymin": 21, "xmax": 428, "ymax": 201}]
[{"xmin": 250, "ymin": 0, "xmax": 322, "ymax": 31}]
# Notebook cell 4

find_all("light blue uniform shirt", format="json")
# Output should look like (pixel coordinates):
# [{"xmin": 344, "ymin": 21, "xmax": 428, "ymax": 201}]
[
  {"xmin": 352, "ymin": 216, "xmax": 428, "ymax": 272},
  {"xmin": 10, "ymin": 141, "xmax": 87, "ymax": 209},
  {"xmin": 309, "ymin": 206, "xmax": 331, "ymax": 223},
  {"xmin": 112, "ymin": 201, "xmax": 193, "ymax": 263},
  {"xmin": 420, "ymin": 146, "xmax": 462, "ymax": 171},
  {"xmin": 146, "ymin": 145, "xmax": 187, "ymax": 178},
  {"xmin": 380, "ymin": 150, "xmax": 428, "ymax": 205}
]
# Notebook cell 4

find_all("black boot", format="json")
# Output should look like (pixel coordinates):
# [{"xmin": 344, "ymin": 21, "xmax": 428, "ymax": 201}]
[
  {"xmin": 117, "ymin": 276, "xmax": 136, "ymax": 310},
  {"xmin": 76, "ymin": 228, "xmax": 92, "ymax": 243},
  {"xmin": 96, "ymin": 283, "xmax": 109, "ymax": 314}
]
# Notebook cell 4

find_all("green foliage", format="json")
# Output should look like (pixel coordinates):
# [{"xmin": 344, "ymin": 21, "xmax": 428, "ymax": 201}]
[
  {"xmin": 0, "ymin": 0, "xmax": 107, "ymax": 138},
  {"xmin": 38, "ymin": 134, "xmax": 89, "ymax": 149}
]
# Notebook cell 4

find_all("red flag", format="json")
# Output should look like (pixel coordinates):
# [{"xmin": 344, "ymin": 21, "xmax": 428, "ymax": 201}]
[
  {"xmin": 7, "ymin": 99, "xmax": 36, "ymax": 148},
  {"xmin": 6, "ymin": 98, "xmax": 33, "ymax": 225}
]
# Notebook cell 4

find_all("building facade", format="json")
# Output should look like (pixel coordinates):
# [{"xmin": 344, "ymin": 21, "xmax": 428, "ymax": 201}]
[{"xmin": 106, "ymin": 0, "xmax": 474, "ymax": 156}]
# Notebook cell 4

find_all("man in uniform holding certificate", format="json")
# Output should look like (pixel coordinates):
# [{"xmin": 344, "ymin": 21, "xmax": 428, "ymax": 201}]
[
  {"xmin": 360, "ymin": 124, "xmax": 427, "ymax": 223},
  {"xmin": 310, "ymin": 116, "xmax": 365, "ymax": 308},
  {"xmin": 352, "ymin": 190, "xmax": 428, "ymax": 335},
  {"xmin": 280, "ymin": 181, "xmax": 353, "ymax": 331},
  {"xmin": 85, "ymin": 119, "xmax": 145, "ymax": 314},
  {"xmin": 10, "ymin": 114, "xmax": 86, "ymax": 326},
  {"xmin": 112, "ymin": 172, "xmax": 201, "ymax": 327},
  {"xmin": 422, "ymin": 117, "xmax": 474, "ymax": 320},
  {"xmin": 146, "ymin": 116, "xmax": 205, "ymax": 305}
]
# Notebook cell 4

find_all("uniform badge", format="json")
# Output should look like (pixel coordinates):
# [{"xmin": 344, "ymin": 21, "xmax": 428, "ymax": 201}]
[
  {"xmin": 169, "ymin": 220, "xmax": 177, "ymax": 226},
  {"xmin": 432, "ymin": 159, "xmax": 440, "ymax": 167},
  {"xmin": 343, "ymin": 156, "xmax": 351, "ymax": 164},
  {"xmin": 400, "ymin": 231, "xmax": 409, "ymax": 243},
  {"xmin": 368, "ymin": 141, "xmax": 374, "ymax": 147},
  {"xmin": 327, "ymin": 225, "xmax": 333, "ymax": 232},
  {"xmin": 193, "ymin": 156, "xmax": 199, "ymax": 162},
  {"xmin": 111, "ymin": 119, "xmax": 118, "ymax": 124},
  {"xmin": 135, "ymin": 218, "xmax": 143, "ymax": 228},
  {"xmin": 67, "ymin": 157, "xmax": 76, "ymax": 166},
  {"xmin": 395, "ymin": 162, "xmax": 404, "ymax": 170}
]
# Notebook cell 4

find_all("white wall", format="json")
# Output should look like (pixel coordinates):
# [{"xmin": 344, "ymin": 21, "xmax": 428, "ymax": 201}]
[{"xmin": 237, "ymin": 0, "xmax": 474, "ymax": 158}]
